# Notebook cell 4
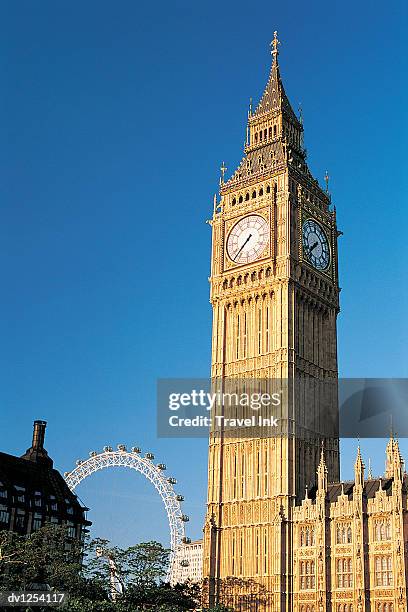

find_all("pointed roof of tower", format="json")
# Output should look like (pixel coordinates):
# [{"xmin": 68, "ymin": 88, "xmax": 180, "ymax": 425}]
[
  {"xmin": 318, "ymin": 446, "xmax": 325, "ymax": 466},
  {"xmin": 392, "ymin": 435, "xmax": 403, "ymax": 460},
  {"xmin": 355, "ymin": 445, "xmax": 364, "ymax": 468},
  {"xmin": 354, "ymin": 445, "xmax": 365, "ymax": 488},
  {"xmin": 385, "ymin": 433, "xmax": 396, "ymax": 477},
  {"xmin": 392, "ymin": 435, "xmax": 404, "ymax": 481},
  {"xmin": 317, "ymin": 445, "xmax": 328, "ymax": 492},
  {"xmin": 251, "ymin": 31, "xmax": 299, "ymax": 124}
]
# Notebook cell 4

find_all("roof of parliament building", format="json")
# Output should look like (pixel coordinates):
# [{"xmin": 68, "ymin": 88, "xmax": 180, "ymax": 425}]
[
  {"xmin": 298, "ymin": 438, "xmax": 407, "ymax": 509},
  {"xmin": 307, "ymin": 475, "xmax": 406, "ymax": 503}
]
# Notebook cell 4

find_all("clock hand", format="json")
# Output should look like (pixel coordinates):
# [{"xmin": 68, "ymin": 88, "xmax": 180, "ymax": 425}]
[
  {"xmin": 309, "ymin": 241, "xmax": 319, "ymax": 254},
  {"xmin": 234, "ymin": 234, "xmax": 252, "ymax": 261}
]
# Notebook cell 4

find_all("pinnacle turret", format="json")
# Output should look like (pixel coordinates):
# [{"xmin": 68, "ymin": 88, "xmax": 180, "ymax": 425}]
[
  {"xmin": 385, "ymin": 434, "xmax": 396, "ymax": 478},
  {"xmin": 354, "ymin": 446, "xmax": 365, "ymax": 488},
  {"xmin": 317, "ymin": 447, "xmax": 328, "ymax": 493}
]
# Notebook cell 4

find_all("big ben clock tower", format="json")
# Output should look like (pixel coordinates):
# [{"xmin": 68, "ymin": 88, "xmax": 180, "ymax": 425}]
[{"xmin": 203, "ymin": 33, "xmax": 341, "ymax": 610}]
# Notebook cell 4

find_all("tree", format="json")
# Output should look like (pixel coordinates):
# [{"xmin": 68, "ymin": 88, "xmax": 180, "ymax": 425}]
[
  {"xmin": 84, "ymin": 539, "xmax": 198, "ymax": 610},
  {"xmin": 84, "ymin": 539, "xmax": 170, "ymax": 592},
  {"xmin": 0, "ymin": 527, "xmax": 201, "ymax": 611},
  {"xmin": 0, "ymin": 524, "xmax": 84, "ymax": 591}
]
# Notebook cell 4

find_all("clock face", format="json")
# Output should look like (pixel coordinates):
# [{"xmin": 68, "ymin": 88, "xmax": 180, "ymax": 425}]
[
  {"xmin": 227, "ymin": 215, "xmax": 269, "ymax": 264},
  {"xmin": 302, "ymin": 219, "xmax": 330, "ymax": 270}
]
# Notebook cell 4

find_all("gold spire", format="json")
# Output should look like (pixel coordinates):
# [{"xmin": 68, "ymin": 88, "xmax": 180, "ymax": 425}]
[
  {"xmin": 251, "ymin": 31, "xmax": 299, "ymax": 123},
  {"xmin": 270, "ymin": 30, "xmax": 280, "ymax": 61},
  {"xmin": 354, "ymin": 444, "xmax": 365, "ymax": 488},
  {"xmin": 317, "ymin": 444, "xmax": 328, "ymax": 492}
]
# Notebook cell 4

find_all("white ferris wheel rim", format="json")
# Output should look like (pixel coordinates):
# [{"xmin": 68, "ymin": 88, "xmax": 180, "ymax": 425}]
[{"xmin": 64, "ymin": 448, "xmax": 186, "ymax": 583}]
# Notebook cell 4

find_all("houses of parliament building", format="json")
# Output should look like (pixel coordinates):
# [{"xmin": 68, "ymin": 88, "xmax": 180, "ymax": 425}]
[{"xmin": 202, "ymin": 33, "xmax": 408, "ymax": 612}]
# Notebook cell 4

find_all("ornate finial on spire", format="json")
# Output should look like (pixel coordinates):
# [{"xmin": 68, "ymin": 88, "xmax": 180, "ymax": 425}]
[
  {"xmin": 219, "ymin": 162, "xmax": 227, "ymax": 186},
  {"xmin": 298, "ymin": 102, "xmax": 303, "ymax": 125},
  {"xmin": 392, "ymin": 435, "xmax": 404, "ymax": 481},
  {"xmin": 368, "ymin": 458, "xmax": 373, "ymax": 479},
  {"xmin": 324, "ymin": 171, "xmax": 330, "ymax": 194},
  {"xmin": 354, "ymin": 444, "xmax": 365, "ymax": 488},
  {"xmin": 305, "ymin": 484, "xmax": 309, "ymax": 500},
  {"xmin": 317, "ymin": 443, "xmax": 328, "ymax": 493},
  {"xmin": 249, "ymin": 97, "xmax": 253, "ymax": 117},
  {"xmin": 270, "ymin": 30, "xmax": 280, "ymax": 61},
  {"xmin": 385, "ymin": 430, "xmax": 395, "ymax": 477}
]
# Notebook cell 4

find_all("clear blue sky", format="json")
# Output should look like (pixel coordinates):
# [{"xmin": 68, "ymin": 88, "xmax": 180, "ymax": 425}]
[{"xmin": 1, "ymin": 1, "xmax": 407, "ymax": 548}]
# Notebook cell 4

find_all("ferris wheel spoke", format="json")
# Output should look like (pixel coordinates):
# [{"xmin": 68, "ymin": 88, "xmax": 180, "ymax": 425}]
[{"xmin": 64, "ymin": 447, "xmax": 187, "ymax": 583}]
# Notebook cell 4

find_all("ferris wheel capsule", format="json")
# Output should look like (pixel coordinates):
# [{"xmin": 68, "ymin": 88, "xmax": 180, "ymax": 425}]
[
  {"xmin": 131, "ymin": 447, "xmax": 141, "ymax": 454},
  {"xmin": 64, "ymin": 444, "xmax": 187, "ymax": 585},
  {"xmin": 182, "ymin": 536, "xmax": 191, "ymax": 544}
]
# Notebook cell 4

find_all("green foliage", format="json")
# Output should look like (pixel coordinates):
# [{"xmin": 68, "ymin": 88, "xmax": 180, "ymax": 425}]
[
  {"xmin": 84, "ymin": 538, "xmax": 170, "ymax": 591},
  {"xmin": 0, "ymin": 524, "xmax": 84, "ymax": 591},
  {"xmin": 0, "ymin": 526, "xmax": 199, "ymax": 611}
]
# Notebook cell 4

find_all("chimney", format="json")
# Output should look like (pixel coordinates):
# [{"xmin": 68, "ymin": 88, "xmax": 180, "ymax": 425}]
[
  {"xmin": 32, "ymin": 420, "xmax": 47, "ymax": 450},
  {"xmin": 21, "ymin": 420, "xmax": 53, "ymax": 468}
]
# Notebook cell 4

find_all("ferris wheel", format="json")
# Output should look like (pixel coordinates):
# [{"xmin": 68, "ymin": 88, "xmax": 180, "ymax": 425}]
[{"xmin": 64, "ymin": 444, "xmax": 190, "ymax": 583}]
